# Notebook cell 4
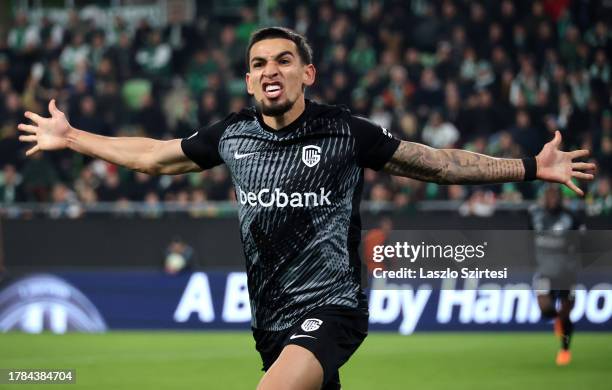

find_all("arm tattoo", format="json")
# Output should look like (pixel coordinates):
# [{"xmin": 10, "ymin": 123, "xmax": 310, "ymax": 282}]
[{"xmin": 383, "ymin": 141, "xmax": 525, "ymax": 184}]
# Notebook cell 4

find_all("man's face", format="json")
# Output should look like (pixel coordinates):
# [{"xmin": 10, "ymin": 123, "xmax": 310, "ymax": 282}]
[
  {"xmin": 246, "ymin": 38, "xmax": 315, "ymax": 116},
  {"xmin": 544, "ymin": 186, "xmax": 561, "ymax": 210}
]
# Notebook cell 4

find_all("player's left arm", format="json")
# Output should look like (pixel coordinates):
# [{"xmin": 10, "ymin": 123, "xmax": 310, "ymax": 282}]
[{"xmin": 383, "ymin": 131, "xmax": 596, "ymax": 196}]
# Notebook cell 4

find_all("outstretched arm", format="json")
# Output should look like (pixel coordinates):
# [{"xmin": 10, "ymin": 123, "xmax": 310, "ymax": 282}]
[
  {"xmin": 18, "ymin": 100, "xmax": 200, "ymax": 175},
  {"xmin": 383, "ymin": 131, "xmax": 596, "ymax": 196}
]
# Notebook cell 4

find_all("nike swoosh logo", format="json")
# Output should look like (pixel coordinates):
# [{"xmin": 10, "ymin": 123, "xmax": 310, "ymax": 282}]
[
  {"xmin": 234, "ymin": 151, "xmax": 258, "ymax": 159},
  {"xmin": 290, "ymin": 334, "xmax": 317, "ymax": 340}
]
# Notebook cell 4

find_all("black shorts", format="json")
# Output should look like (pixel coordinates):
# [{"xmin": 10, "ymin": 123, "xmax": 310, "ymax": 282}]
[
  {"xmin": 533, "ymin": 273, "xmax": 576, "ymax": 299},
  {"xmin": 252, "ymin": 305, "xmax": 368, "ymax": 390}
]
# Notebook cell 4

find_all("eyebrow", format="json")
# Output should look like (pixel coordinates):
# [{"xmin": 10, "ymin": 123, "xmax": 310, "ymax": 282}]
[{"xmin": 250, "ymin": 51, "xmax": 295, "ymax": 65}]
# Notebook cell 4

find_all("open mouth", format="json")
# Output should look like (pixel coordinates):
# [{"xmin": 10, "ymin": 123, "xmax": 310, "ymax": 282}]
[{"xmin": 263, "ymin": 81, "xmax": 283, "ymax": 99}]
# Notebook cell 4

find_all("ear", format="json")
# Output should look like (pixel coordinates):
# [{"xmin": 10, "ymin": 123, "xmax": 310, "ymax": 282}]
[
  {"xmin": 245, "ymin": 72, "xmax": 254, "ymax": 95},
  {"xmin": 303, "ymin": 64, "xmax": 316, "ymax": 88}
]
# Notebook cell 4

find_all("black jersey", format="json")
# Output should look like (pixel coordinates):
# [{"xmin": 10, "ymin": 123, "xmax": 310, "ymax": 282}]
[
  {"xmin": 182, "ymin": 99, "xmax": 400, "ymax": 330},
  {"xmin": 528, "ymin": 205, "xmax": 585, "ymax": 279}
]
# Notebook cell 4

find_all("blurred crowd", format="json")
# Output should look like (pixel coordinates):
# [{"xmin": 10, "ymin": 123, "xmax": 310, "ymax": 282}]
[{"xmin": 0, "ymin": 0, "xmax": 611, "ymax": 217}]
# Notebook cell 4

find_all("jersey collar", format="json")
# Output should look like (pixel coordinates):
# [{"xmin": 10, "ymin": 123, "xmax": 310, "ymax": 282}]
[{"xmin": 255, "ymin": 99, "xmax": 311, "ymax": 136}]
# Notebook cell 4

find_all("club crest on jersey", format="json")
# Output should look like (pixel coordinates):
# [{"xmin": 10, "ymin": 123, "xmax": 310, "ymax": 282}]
[
  {"xmin": 302, "ymin": 145, "xmax": 321, "ymax": 167},
  {"xmin": 301, "ymin": 318, "xmax": 323, "ymax": 332}
]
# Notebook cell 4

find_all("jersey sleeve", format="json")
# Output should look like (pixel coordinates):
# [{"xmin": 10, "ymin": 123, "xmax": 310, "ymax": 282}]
[
  {"xmin": 350, "ymin": 115, "xmax": 401, "ymax": 170},
  {"xmin": 180, "ymin": 119, "xmax": 227, "ymax": 170}
]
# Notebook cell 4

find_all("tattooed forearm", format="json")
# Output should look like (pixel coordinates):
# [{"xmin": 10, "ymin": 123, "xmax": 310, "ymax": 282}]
[{"xmin": 383, "ymin": 141, "xmax": 525, "ymax": 184}]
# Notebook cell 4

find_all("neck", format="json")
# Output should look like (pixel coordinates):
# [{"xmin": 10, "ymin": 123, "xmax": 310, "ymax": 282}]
[{"xmin": 261, "ymin": 97, "xmax": 306, "ymax": 130}]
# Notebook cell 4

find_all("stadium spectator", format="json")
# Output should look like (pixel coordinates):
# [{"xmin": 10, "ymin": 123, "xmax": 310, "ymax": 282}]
[
  {"xmin": 136, "ymin": 93, "xmax": 168, "ymax": 138},
  {"xmin": 186, "ymin": 48, "xmax": 219, "ymax": 97},
  {"xmin": 59, "ymin": 33, "xmax": 89, "ymax": 74},
  {"xmin": 161, "ymin": 174, "xmax": 190, "ymax": 201},
  {"xmin": 132, "ymin": 19, "xmax": 152, "ymax": 53},
  {"xmin": 0, "ymin": 99, "xmax": 23, "ymax": 168},
  {"xmin": 413, "ymin": 68, "xmax": 444, "ymax": 113},
  {"xmin": 421, "ymin": 110, "xmax": 459, "ymax": 148},
  {"xmin": 198, "ymin": 90, "xmax": 221, "ymax": 128},
  {"xmin": 597, "ymin": 111, "xmax": 612, "ymax": 175},
  {"xmin": 586, "ymin": 177, "xmax": 612, "ymax": 216},
  {"xmin": 77, "ymin": 183, "xmax": 98, "ymax": 206},
  {"xmin": 97, "ymin": 169, "xmax": 123, "ymax": 202},
  {"xmin": 381, "ymin": 65, "xmax": 413, "ymax": 111},
  {"xmin": 128, "ymin": 171, "xmax": 158, "ymax": 202},
  {"xmin": 20, "ymin": 152, "xmax": 58, "ymax": 202},
  {"xmin": 510, "ymin": 57, "xmax": 549, "ymax": 107},
  {"xmin": 163, "ymin": 13, "xmax": 196, "ymax": 74},
  {"xmin": 73, "ymin": 164, "xmax": 99, "ymax": 196},
  {"xmin": 235, "ymin": 7, "xmax": 257, "ymax": 45},
  {"xmin": 135, "ymin": 29, "xmax": 172, "ymax": 80},
  {"xmin": 105, "ymin": 31, "xmax": 135, "ymax": 82},
  {"xmin": 348, "ymin": 35, "xmax": 376, "ymax": 77},
  {"xmin": 189, "ymin": 188, "xmax": 209, "ymax": 218},
  {"xmin": 141, "ymin": 191, "xmax": 162, "ymax": 218},
  {"xmin": 510, "ymin": 109, "xmax": 545, "ymax": 157},
  {"xmin": 48, "ymin": 182, "xmax": 81, "ymax": 218},
  {"xmin": 459, "ymin": 189, "xmax": 497, "ymax": 217},
  {"xmin": 72, "ymin": 95, "xmax": 110, "ymax": 136},
  {"xmin": 206, "ymin": 166, "xmax": 232, "ymax": 201},
  {"xmin": 219, "ymin": 25, "xmax": 244, "ymax": 76},
  {"xmin": 89, "ymin": 31, "xmax": 107, "ymax": 70},
  {"xmin": 7, "ymin": 12, "xmax": 40, "ymax": 53},
  {"xmin": 0, "ymin": 164, "xmax": 23, "ymax": 204}
]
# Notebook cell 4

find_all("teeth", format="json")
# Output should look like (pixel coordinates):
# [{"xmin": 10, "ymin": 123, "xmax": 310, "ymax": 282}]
[{"xmin": 265, "ymin": 85, "xmax": 281, "ymax": 92}]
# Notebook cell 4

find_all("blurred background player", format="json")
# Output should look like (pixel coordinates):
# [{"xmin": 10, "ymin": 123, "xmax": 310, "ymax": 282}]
[
  {"xmin": 529, "ymin": 183, "xmax": 585, "ymax": 365},
  {"xmin": 363, "ymin": 215, "xmax": 393, "ymax": 288},
  {"xmin": 164, "ymin": 236, "xmax": 194, "ymax": 275}
]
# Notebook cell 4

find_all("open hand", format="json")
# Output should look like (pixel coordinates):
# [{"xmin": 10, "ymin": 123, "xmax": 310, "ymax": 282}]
[
  {"xmin": 535, "ymin": 131, "xmax": 596, "ymax": 196},
  {"xmin": 18, "ymin": 99, "xmax": 72, "ymax": 156}
]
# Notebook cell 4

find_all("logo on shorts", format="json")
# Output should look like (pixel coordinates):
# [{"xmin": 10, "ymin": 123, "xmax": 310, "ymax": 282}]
[
  {"xmin": 290, "ymin": 334, "xmax": 316, "ymax": 340},
  {"xmin": 302, "ymin": 145, "xmax": 321, "ymax": 167},
  {"xmin": 301, "ymin": 318, "xmax": 323, "ymax": 332}
]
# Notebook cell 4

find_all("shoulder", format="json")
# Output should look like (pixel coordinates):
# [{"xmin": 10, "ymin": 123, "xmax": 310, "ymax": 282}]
[
  {"xmin": 235, "ymin": 106, "xmax": 258, "ymax": 121},
  {"xmin": 350, "ymin": 114, "xmax": 382, "ymax": 129},
  {"xmin": 307, "ymin": 99, "xmax": 351, "ymax": 120},
  {"xmin": 197, "ymin": 108, "xmax": 256, "ymax": 135},
  {"xmin": 349, "ymin": 114, "xmax": 394, "ymax": 139},
  {"xmin": 305, "ymin": 101, "xmax": 388, "ymax": 135},
  {"xmin": 225, "ymin": 108, "xmax": 257, "ymax": 126},
  {"xmin": 306, "ymin": 101, "xmax": 390, "ymax": 139}
]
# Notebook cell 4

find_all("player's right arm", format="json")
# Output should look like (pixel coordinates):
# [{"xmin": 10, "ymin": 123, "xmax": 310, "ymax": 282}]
[{"xmin": 18, "ymin": 99, "xmax": 201, "ymax": 175}]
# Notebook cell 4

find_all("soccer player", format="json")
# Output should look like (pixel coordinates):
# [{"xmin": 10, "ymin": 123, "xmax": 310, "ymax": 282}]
[
  {"xmin": 18, "ymin": 27, "xmax": 595, "ymax": 390},
  {"xmin": 530, "ymin": 184, "xmax": 585, "ymax": 366}
]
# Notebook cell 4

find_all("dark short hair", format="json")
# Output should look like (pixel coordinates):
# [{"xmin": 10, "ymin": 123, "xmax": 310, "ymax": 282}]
[{"xmin": 246, "ymin": 27, "xmax": 313, "ymax": 69}]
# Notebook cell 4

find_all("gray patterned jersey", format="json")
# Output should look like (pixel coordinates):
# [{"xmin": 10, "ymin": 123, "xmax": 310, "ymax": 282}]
[
  {"xmin": 528, "ymin": 205, "xmax": 585, "ymax": 279},
  {"xmin": 182, "ymin": 100, "xmax": 399, "ymax": 330}
]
